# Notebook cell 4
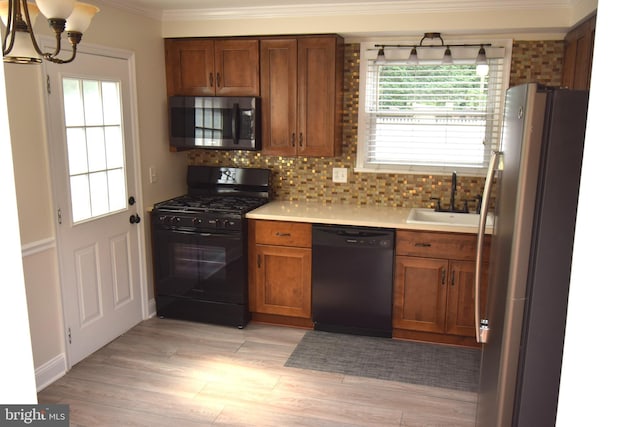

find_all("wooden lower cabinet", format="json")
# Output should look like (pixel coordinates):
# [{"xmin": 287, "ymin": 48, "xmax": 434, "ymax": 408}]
[
  {"xmin": 394, "ymin": 256, "xmax": 448, "ymax": 333},
  {"xmin": 393, "ymin": 230, "xmax": 490, "ymax": 346},
  {"xmin": 446, "ymin": 260, "xmax": 488, "ymax": 337},
  {"xmin": 248, "ymin": 221, "xmax": 489, "ymax": 338},
  {"xmin": 248, "ymin": 219, "xmax": 313, "ymax": 326},
  {"xmin": 253, "ymin": 244, "xmax": 311, "ymax": 318}
]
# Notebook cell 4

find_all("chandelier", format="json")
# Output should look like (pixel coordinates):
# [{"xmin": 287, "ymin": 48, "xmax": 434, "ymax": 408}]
[{"xmin": 0, "ymin": 0, "xmax": 99, "ymax": 64}]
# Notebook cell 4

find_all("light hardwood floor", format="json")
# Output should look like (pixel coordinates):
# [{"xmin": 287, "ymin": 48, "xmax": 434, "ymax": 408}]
[{"xmin": 38, "ymin": 317, "xmax": 477, "ymax": 426}]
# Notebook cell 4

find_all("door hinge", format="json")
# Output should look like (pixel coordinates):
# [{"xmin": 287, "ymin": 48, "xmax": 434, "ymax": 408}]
[
  {"xmin": 67, "ymin": 327, "xmax": 72, "ymax": 344},
  {"xmin": 57, "ymin": 209, "xmax": 62, "ymax": 225},
  {"xmin": 47, "ymin": 75, "xmax": 51, "ymax": 95}
]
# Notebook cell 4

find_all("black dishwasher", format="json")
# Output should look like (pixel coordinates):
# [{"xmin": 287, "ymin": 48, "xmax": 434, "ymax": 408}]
[{"xmin": 312, "ymin": 224, "xmax": 395, "ymax": 337}]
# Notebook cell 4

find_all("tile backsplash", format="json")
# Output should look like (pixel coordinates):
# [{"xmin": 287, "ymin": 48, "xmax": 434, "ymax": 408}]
[{"xmin": 188, "ymin": 40, "xmax": 564, "ymax": 208}]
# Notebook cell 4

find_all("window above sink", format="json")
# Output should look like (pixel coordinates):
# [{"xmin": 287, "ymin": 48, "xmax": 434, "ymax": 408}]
[{"xmin": 356, "ymin": 39, "xmax": 513, "ymax": 177}]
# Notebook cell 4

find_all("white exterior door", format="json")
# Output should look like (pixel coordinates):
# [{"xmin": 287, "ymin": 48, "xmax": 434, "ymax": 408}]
[{"xmin": 45, "ymin": 51, "xmax": 144, "ymax": 366}]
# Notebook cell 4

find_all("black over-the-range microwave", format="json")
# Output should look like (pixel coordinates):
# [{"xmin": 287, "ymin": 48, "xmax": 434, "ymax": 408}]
[{"xmin": 169, "ymin": 96, "xmax": 260, "ymax": 151}]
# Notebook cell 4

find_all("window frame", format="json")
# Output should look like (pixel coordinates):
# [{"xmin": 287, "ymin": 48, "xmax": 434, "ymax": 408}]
[{"xmin": 356, "ymin": 39, "xmax": 513, "ymax": 177}]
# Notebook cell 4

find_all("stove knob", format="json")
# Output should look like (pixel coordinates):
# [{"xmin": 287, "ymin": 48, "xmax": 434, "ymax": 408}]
[
  {"xmin": 173, "ymin": 217, "xmax": 181, "ymax": 224},
  {"xmin": 192, "ymin": 218, "xmax": 202, "ymax": 226},
  {"xmin": 163, "ymin": 216, "xmax": 172, "ymax": 225},
  {"xmin": 222, "ymin": 220, "xmax": 230, "ymax": 228}
]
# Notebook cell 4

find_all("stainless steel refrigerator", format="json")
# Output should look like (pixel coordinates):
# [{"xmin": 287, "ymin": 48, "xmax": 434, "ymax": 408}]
[{"xmin": 474, "ymin": 83, "xmax": 589, "ymax": 426}]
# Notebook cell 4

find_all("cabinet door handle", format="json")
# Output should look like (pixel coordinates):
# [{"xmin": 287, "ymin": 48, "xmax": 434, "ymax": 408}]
[
  {"xmin": 441, "ymin": 269, "xmax": 446, "ymax": 286},
  {"xmin": 275, "ymin": 232, "xmax": 291, "ymax": 237},
  {"xmin": 415, "ymin": 242, "xmax": 431, "ymax": 248},
  {"xmin": 299, "ymin": 133, "xmax": 303, "ymax": 147},
  {"xmin": 209, "ymin": 72, "xmax": 213, "ymax": 87},
  {"xmin": 257, "ymin": 254, "xmax": 261, "ymax": 268},
  {"xmin": 216, "ymin": 72, "xmax": 221, "ymax": 88},
  {"xmin": 291, "ymin": 133, "xmax": 296, "ymax": 147},
  {"xmin": 451, "ymin": 271, "xmax": 455, "ymax": 287}
]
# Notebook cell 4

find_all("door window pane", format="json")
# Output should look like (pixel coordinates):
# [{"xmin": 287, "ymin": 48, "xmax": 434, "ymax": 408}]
[
  {"xmin": 63, "ymin": 77, "xmax": 127, "ymax": 223},
  {"xmin": 62, "ymin": 79, "xmax": 84, "ymax": 127},
  {"xmin": 101, "ymin": 81, "xmax": 121, "ymax": 126},
  {"xmin": 89, "ymin": 172, "xmax": 109, "ymax": 217},
  {"xmin": 107, "ymin": 169, "xmax": 126, "ymax": 211},
  {"xmin": 82, "ymin": 80, "xmax": 103, "ymax": 126},
  {"xmin": 86, "ymin": 127, "xmax": 107, "ymax": 172},
  {"xmin": 105, "ymin": 126, "xmax": 124, "ymax": 169},
  {"xmin": 66, "ymin": 128, "xmax": 88, "ymax": 175},
  {"xmin": 69, "ymin": 175, "xmax": 91, "ymax": 222}
]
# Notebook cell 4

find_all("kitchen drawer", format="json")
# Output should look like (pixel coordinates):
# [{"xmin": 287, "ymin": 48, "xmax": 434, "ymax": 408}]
[
  {"xmin": 254, "ymin": 220, "xmax": 312, "ymax": 247},
  {"xmin": 396, "ymin": 230, "xmax": 489, "ymax": 261}
]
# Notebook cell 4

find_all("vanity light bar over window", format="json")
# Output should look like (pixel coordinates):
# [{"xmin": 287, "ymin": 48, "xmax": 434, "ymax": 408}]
[{"xmin": 357, "ymin": 39, "xmax": 511, "ymax": 176}]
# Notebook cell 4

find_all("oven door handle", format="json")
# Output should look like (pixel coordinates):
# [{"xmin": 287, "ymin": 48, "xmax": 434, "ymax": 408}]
[{"xmin": 162, "ymin": 229, "xmax": 238, "ymax": 239}]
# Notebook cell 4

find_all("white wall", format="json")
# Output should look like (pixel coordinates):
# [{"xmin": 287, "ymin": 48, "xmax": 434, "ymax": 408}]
[
  {"xmin": 0, "ymin": 48, "xmax": 37, "ymax": 404},
  {"xmin": 3, "ymin": 0, "xmax": 188, "ymax": 386},
  {"xmin": 557, "ymin": 1, "xmax": 640, "ymax": 424}
]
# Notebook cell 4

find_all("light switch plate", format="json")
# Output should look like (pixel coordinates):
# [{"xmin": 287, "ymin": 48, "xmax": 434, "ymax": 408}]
[
  {"xmin": 149, "ymin": 166, "xmax": 157, "ymax": 183},
  {"xmin": 332, "ymin": 167, "xmax": 348, "ymax": 183}
]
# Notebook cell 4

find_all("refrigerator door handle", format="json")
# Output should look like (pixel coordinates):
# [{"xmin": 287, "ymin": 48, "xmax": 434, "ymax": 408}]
[{"xmin": 475, "ymin": 150, "xmax": 502, "ymax": 343}]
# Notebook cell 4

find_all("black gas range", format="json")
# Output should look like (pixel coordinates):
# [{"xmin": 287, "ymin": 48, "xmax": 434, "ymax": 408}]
[{"xmin": 151, "ymin": 166, "xmax": 270, "ymax": 328}]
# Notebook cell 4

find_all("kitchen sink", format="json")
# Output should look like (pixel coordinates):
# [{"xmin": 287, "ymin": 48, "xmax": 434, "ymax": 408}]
[{"xmin": 406, "ymin": 208, "xmax": 494, "ymax": 227}]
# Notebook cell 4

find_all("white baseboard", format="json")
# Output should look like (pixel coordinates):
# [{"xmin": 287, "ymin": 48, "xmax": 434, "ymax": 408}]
[
  {"xmin": 147, "ymin": 297, "xmax": 156, "ymax": 319},
  {"xmin": 35, "ymin": 353, "xmax": 67, "ymax": 392}
]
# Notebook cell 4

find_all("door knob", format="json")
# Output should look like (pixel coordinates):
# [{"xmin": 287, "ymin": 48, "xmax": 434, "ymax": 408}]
[
  {"xmin": 129, "ymin": 214, "xmax": 141, "ymax": 224},
  {"xmin": 128, "ymin": 196, "xmax": 136, "ymax": 206}
]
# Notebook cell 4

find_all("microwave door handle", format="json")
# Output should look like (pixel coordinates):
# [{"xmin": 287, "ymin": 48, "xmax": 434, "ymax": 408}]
[
  {"xmin": 474, "ymin": 150, "xmax": 501, "ymax": 344},
  {"xmin": 231, "ymin": 103, "xmax": 239, "ymax": 145}
]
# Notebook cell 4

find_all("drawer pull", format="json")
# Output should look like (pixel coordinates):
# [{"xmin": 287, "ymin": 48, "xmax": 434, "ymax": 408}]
[
  {"xmin": 415, "ymin": 242, "xmax": 431, "ymax": 248},
  {"xmin": 275, "ymin": 232, "xmax": 291, "ymax": 237}
]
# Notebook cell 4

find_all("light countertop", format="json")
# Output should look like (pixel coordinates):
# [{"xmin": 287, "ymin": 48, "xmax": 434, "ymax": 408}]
[{"xmin": 246, "ymin": 201, "xmax": 488, "ymax": 234}]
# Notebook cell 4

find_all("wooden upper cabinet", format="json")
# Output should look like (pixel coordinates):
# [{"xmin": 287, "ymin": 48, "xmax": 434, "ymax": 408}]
[
  {"xmin": 165, "ymin": 38, "xmax": 259, "ymax": 97},
  {"xmin": 297, "ymin": 37, "xmax": 342, "ymax": 157},
  {"xmin": 562, "ymin": 14, "xmax": 596, "ymax": 90},
  {"xmin": 260, "ymin": 35, "xmax": 343, "ymax": 157},
  {"xmin": 214, "ymin": 40, "xmax": 260, "ymax": 96},
  {"xmin": 260, "ymin": 39, "xmax": 298, "ymax": 155},
  {"xmin": 165, "ymin": 39, "xmax": 215, "ymax": 96}
]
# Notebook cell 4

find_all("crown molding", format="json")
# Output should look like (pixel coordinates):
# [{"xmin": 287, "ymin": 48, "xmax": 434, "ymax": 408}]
[
  {"xmin": 99, "ymin": 0, "xmax": 164, "ymax": 20},
  {"xmin": 100, "ymin": 0, "xmax": 575, "ymax": 22},
  {"xmin": 164, "ymin": 1, "xmax": 570, "ymax": 21}
]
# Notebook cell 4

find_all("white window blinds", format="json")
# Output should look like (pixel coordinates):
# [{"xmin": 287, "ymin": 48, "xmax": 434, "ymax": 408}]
[{"xmin": 357, "ymin": 41, "xmax": 512, "ymax": 176}]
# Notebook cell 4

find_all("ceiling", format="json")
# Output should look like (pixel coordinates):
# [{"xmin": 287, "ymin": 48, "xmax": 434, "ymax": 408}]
[{"xmin": 100, "ymin": 0, "xmax": 585, "ymax": 21}]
